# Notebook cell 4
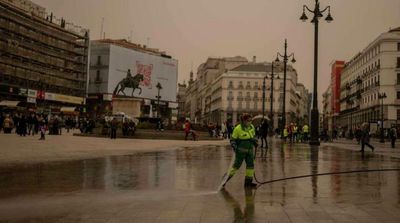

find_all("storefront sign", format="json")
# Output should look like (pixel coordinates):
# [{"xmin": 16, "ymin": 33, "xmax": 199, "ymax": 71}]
[
  {"xmin": 151, "ymin": 100, "xmax": 167, "ymax": 106},
  {"xmin": 19, "ymin": 88, "xmax": 28, "ymax": 96},
  {"xmin": 28, "ymin": 89, "xmax": 37, "ymax": 98},
  {"xmin": 55, "ymin": 94, "xmax": 84, "ymax": 105},
  {"xmin": 27, "ymin": 97, "xmax": 36, "ymax": 104},
  {"xmin": 45, "ymin": 92, "xmax": 83, "ymax": 105},
  {"xmin": 45, "ymin": 92, "xmax": 56, "ymax": 101}
]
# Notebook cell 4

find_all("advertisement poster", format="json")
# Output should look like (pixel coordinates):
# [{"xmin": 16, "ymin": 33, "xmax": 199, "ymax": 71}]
[{"xmin": 108, "ymin": 45, "xmax": 178, "ymax": 102}]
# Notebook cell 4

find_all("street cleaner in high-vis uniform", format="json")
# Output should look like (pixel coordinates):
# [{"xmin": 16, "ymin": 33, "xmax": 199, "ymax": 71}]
[{"xmin": 220, "ymin": 113, "xmax": 258, "ymax": 189}]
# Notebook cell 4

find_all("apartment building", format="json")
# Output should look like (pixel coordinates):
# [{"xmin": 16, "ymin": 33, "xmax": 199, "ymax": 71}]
[
  {"xmin": 0, "ymin": 0, "xmax": 89, "ymax": 113},
  {"xmin": 338, "ymin": 27, "xmax": 400, "ymax": 132}
]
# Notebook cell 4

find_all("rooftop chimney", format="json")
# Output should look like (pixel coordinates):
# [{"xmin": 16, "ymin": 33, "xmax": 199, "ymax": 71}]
[{"xmin": 252, "ymin": 56, "xmax": 256, "ymax": 63}]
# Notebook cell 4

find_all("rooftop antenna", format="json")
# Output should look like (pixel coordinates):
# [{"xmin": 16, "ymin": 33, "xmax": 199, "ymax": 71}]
[
  {"xmin": 146, "ymin": 37, "xmax": 150, "ymax": 47},
  {"xmin": 100, "ymin": 17, "xmax": 104, "ymax": 39}
]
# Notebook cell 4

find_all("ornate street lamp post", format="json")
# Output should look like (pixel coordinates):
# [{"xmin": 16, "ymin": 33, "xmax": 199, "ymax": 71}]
[
  {"xmin": 378, "ymin": 92, "xmax": 387, "ymax": 143},
  {"xmin": 262, "ymin": 62, "xmax": 279, "ymax": 131},
  {"xmin": 156, "ymin": 82, "xmax": 162, "ymax": 118},
  {"xmin": 275, "ymin": 39, "xmax": 296, "ymax": 139},
  {"xmin": 300, "ymin": 0, "xmax": 333, "ymax": 146}
]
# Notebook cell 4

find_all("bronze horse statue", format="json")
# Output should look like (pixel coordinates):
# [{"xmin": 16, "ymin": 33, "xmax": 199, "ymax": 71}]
[{"xmin": 113, "ymin": 73, "xmax": 144, "ymax": 97}]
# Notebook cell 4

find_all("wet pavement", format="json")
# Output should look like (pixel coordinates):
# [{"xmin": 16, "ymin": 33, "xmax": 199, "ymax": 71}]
[{"xmin": 1, "ymin": 140, "xmax": 400, "ymax": 222}]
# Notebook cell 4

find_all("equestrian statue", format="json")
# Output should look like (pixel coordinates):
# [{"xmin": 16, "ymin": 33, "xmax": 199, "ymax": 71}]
[{"xmin": 113, "ymin": 69, "xmax": 144, "ymax": 97}]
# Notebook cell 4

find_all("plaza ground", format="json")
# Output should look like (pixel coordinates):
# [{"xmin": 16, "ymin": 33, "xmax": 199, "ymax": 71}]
[{"xmin": 0, "ymin": 134, "xmax": 400, "ymax": 222}]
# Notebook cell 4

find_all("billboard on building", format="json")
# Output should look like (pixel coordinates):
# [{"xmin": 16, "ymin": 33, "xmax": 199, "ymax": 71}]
[{"xmin": 108, "ymin": 45, "xmax": 178, "ymax": 102}]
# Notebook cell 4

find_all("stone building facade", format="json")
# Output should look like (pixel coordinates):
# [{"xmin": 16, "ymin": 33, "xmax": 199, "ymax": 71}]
[
  {"xmin": 184, "ymin": 56, "xmax": 310, "ymax": 127},
  {"xmin": 338, "ymin": 27, "xmax": 400, "ymax": 132}
]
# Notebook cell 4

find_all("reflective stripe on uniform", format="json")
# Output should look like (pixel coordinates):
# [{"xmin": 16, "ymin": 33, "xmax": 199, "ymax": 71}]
[{"xmin": 246, "ymin": 168, "xmax": 254, "ymax": 178}]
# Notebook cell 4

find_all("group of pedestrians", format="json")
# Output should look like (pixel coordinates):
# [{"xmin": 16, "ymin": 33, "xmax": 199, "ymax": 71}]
[
  {"xmin": 0, "ymin": 112, "xmax": 79, "ymax": 140},
  {"xmin": 282, "ymin": 123, "xmax": 309, "ymax": 143}
]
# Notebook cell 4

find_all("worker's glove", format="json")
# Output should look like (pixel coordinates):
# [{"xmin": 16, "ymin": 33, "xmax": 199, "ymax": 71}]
[{"xmin": 230, "ymin": 141, "xmax": 238, "ymax": 152}]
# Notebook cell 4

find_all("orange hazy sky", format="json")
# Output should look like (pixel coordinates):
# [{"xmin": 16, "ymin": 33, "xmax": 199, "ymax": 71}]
[{"xmin": 34, "ymin": 0, "xmax": 400, "ymax": 102}]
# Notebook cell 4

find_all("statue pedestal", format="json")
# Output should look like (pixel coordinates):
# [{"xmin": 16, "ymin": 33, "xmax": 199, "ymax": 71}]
[{"xmin": 112, "ymin": 97, "xmax": 142, "ymax": 118}]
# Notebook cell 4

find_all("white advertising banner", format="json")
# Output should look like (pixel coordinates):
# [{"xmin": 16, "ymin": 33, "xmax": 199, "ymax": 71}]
[{"xmin": 108, "ymin": 45, "xmax": 178, "ymax": 102}]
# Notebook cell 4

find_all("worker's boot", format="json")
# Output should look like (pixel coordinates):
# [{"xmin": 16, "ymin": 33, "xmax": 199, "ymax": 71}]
[{"xmin": 244, "ymin": 178, "xmax": 257, "ymax": 188}]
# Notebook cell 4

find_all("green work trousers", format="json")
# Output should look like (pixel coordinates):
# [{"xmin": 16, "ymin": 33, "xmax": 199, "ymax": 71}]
[{"xmin": 229, "ymin": 147, "xmax": 255, "ymax": 179}]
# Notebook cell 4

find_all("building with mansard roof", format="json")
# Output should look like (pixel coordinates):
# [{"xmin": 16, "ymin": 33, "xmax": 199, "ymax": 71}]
[
  {"xmin": 184, "ymin": 56, "xmax": 310, "ymax": 128},
  {"xmin": 338, "ymin": 27, "xmax": 400, "ymax": 134}
]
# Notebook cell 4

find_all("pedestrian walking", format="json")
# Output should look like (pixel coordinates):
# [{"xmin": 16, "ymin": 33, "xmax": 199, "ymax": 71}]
[
  {"xmin": 389, "ymin": 126, "xmax": 397, "ymax": 148},
  {"xmin": 3, "ymin": 114, "xmax": 13, "ymax": 134},
  {"xmin": 18, "ymin": 115, "xmax": 27, "ymax": 136},
  {"xmin": 221, "ymin": 122, "xmax": 227, "ymax": 139},
  {"xmin": 38, "ymin": 115, "xmax": 46, "ymax": 140},
  {"xmin": 359, "ymin": 122, "xmax": 374, "ymax": 152},
  {"xmin": 259, "ymin": 120, "xmax": 269, "ymax": 148},
  {"xmin": 110, "ymin": 118, "xmax": 118, "ymax": 139},
  {"xmin": 226, "ymin": 121, "xmax": 233, "ymax": 139},
  {"xmin": 222, "ymin": 113, "xmax": 258, "ymax": 188},
  {"xmin": 302, "ymin": 124, "xmax": 309, "ymax": 142}
]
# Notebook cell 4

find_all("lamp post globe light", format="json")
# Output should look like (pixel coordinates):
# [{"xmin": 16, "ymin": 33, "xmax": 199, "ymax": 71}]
[
  {"xmin": 275, "ymin": 39, "xmax": 296, "ymax": 139},
  {"xmin": 378, "ymin": 92, "xmax": 387, "ymax": 143},
  {"xmin": 262, "ymin": 61, "xmax": 279, "ymax": 131},
  {"xmin": 300, "ymin": 0, "xmax": 333, "ymax": 146}
]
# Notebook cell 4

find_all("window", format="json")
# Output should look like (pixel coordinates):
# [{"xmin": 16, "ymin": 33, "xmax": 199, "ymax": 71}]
[
  {"xmin": 238, "ymin": 92, "xmax": 243, "ymax": 100},
  {"xmin": 253, "ymin": 94, "xmax": 258, "ymax": 110},
  {"xmin": 397, "ymin": 110, "xmax": 400, "ymax": 120},
  {"xmin": 397, "ymin": 91, "xmax": 400, "ymax": 99},
  {"xmin": 246, "ymin": 99, "xmax": 250, "ymax": 109},
  {"xmin": 397, "ymin": 57, "xmax": 400, "ymax": 68},
  {"xmin": 246, "ymin": 81, "xmax": 251, "ymax": 89},
  {"xmin": 95, "ymin": 70, "xmax": 101, "ymax": 82},
  {"xmin": 398, "ymin": 73, "xmax": 400, "ymax": 84},
  {"xmin": 97, "ymin": 56, "xmax": 101, "ymax": 65},
  {"xmin": 398, "ymin": 43, "xmax": 400, "ymax": 51},
  {"xmin": 228, "ymin": 81, "xmax": 234, "ymax": 88},
  {"xmin": 254, "ymin": 81, "xmax": 258, "ymax": 89},
  {"xmin": 228, "ymin": 91, "xmax": 233, "ymax": 100}
]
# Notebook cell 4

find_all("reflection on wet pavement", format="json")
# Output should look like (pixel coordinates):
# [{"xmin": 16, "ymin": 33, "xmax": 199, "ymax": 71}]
[{"xmin": 1, "ymin": 141, "xmax": 400, "ymax": 222}]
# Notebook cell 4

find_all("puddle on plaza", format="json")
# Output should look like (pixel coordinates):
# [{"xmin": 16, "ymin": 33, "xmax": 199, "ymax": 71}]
[{"xmin": 0, "ymin": 143, "xmax": 400, "ymax": 205}]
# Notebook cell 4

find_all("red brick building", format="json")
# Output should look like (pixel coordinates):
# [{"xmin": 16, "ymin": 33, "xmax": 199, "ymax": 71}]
[{"xmin": 331, "ymin": 60, "xmax": 345, "ymax": 128}]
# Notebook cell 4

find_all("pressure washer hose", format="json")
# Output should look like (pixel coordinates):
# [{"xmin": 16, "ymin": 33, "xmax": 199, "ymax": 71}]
[{"xmin": 252, "ymin": 147, "xmax": 400, "ymax": 186}]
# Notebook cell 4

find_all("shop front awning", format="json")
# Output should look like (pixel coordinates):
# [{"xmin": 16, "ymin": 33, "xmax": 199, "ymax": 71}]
[
  {"xmin": 0, "ymin": 100, "xmax": 21, "ymax": 107},
  {"xmin": 60, "ymin": 107, "xmax": 77, "ymax": 113}
]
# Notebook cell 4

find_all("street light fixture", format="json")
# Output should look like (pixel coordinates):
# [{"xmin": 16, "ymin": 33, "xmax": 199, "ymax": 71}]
[
  {"xmin": 275, "ymin": 39, "xmax": 295, "ymax": 139},
  {"xmin": 155, "ymin": 82, "xmax": 162, "ymax": 118},
  {"xmin": 262, "ymin": 62, "xmax": 280, "ymax": 131},
  {"xmin": 378, "ymin": 92, "xmax": 387, "ymax": 143},
  {"xmin": 300, "ymin": 0, "xmax": 333, "ymax": 146}
]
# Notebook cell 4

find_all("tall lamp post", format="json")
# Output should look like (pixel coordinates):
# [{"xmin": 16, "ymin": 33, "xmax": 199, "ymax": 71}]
[
  {"xmin": 378, "ymin": 92, "xmax": 387, "ymax": 143},
  {"xmin": 275, "ymin": 39, "xmax": 296, "ymax": 138},
  {"xmin": 262, "ymin": 62, "xmax": 279, "ymax": 131},
  {"xmin": 155, "ymin": 82, "xmax": 162, "ymax": 118},
  {"xmin": 300, "ymin": 0, "xmax": 333, "ymax": 146}
]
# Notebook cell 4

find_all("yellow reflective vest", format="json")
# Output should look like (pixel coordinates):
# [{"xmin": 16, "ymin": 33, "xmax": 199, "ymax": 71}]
[{"xmin": 231, "ymin": 124, "xmax": 256, "ymax": 149}]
